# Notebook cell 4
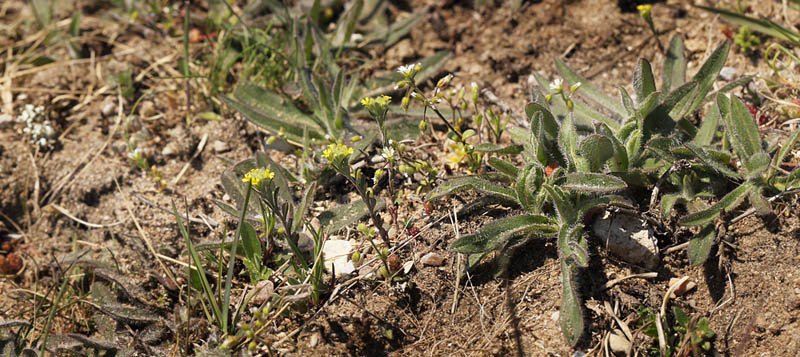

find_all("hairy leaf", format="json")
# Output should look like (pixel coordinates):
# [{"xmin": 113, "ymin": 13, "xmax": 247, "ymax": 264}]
[
  {"xmin": 473, "ymin": 143, "xmax": 523, "ymax": 154},
  {"xmin": 679, "ymin": 182, "xmax": 753, "ymax": 226},
  {"xmin": 555, "ymin": 58, "xmax": 627, "ymax": 118},
  {"xmin": 688, "ymin": 224, "xmax": 717, "ymax": 266},
  {"xmin": 451, "ymin": 215, "xmax": 557, "ymax": 254},
  {"xmin": 634, "ymin": 59, "xmax": 657, "ymax": 105},
  {"xmin": 694, "ymin": 98, "xmax": 721, "ymax": 146},
  {"xmin": 544, "ymin": 184, "xmax": 577, "ymax": 226},
  {"xmin": 426, "ymin": 176, "xmax": 518, "ymax": 203},
  {"xmin": 684, "ymin": 143, "xmax": 740, "ymax": 178},
  {"xmin": 579, "ymin": 134, "xmax": 614, "ymax": 172},
  {"xmin": 660, "ymin": 193, "xmax": 682, "ymax": 220},
  {"xmin": 318, "ymin": 198, "xmax": 385, "ymax": 232},
  {"xmin": 662, "ymin": 36, "xmax": 687, "ymax": 94},
  {"xmin": 685, "ymin": 41, "xmax": 731, "ymax": 115},
  {"xmin": 559, "ymin": 259, "xmax": 585, "ymax": 347},
  {"xmin": 488, "ymin": 157, "xmax": 519, "ymax": 179},
  {"xmin": 726, "ymin": 96, "xmax": 765, "ymax": 166},
  {"xmin": 562, "ymin": 172, "xmax": 627, "ymax": 193}
]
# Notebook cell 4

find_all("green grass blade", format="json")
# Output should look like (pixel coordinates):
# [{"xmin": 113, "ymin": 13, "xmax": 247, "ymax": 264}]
[
  {"xmin": 697, "ymin": 6, "xmax": 800, "ymax": 44},
  {"xmin": 172, "ymin": 201, "xmax": 223, "ymax": 329},
  {"xmin": 221, "ymin": 180, "xmax": 254, "ymax": 332},
  {"xmin": 769, "ymin": 129, "xmax": 800, "ymax": 179}
]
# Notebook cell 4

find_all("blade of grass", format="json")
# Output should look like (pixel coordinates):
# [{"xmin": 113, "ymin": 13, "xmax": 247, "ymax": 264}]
[
  {"xmin": 172, "ymin": 200, "xmax": 223, "ymax": 329},
  {"xmin": 221, "ymin": 179, "xmax": 254, "ymax": 333}
]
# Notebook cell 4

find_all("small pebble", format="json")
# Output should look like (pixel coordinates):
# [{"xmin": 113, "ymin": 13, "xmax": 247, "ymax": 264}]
[
  {"xmin": 139, "ymin": 100, "xmax": 155, "ymax": 117},
  {"xmin": 249, "ymin": 280, "xmax": 274, "ymax": 305},
  {"xmin": 162, "ymin": 142, "xmax": 180, "ymax": 157},
  {"xmin": 608, "ymin": 329, "xmax": 631, "ymax": 354},
  {"xmin": 102, "ymin": 102, "xmax": 117, "ymax": 116},
  {"xmin": 719, "ymin": 66, "xmax": 737, "ymax": 81},
  {"xmin": 420, "ymin": 252, "xmax": 445, "ymax": 266},
  {"xmin": 668, "ymin": 277, "xmax": 696, "ymax": 297},
  {"xmin": 213, "ymin": 140, "xmax": 229, "ymax": 153}
]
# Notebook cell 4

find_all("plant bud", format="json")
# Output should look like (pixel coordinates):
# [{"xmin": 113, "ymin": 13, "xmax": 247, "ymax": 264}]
[{"xmin": 418, "ymin": 120, "xmax": 427, "ymax": 131}]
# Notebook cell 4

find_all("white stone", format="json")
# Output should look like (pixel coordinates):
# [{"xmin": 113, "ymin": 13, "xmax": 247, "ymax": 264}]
[
  {"xmin": 322, "ymin": 239, "xmax": 355, "ymax": 277},
  {"xmin": 719, "ymin": 66, "xmax": 737, "ymax": 81},
  {"xmin": 592, "ymin": 211, "xmax": 659, "ymax": 269},
  {"xmin": 420, "ymin": 252, "xmax": 445, "ymax": 266}
]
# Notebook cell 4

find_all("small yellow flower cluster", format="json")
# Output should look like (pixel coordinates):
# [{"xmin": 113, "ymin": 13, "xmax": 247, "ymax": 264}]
[
  {"xmin": 323, "ymin": 143, "xmax": 354, "ymax": 162},
  {"xmin": 361, "ymin": 95, "xmax": 392, "ymax": 114},
  {"xmin": 242, "ymin": 167, "xmax": 275, "ymax": 186},
  {"xmin": 637, "ymin": 4, "xmax": 651, "ymax": 18}
]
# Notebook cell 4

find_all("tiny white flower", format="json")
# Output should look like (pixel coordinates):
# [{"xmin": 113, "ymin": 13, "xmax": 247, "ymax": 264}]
[
  {"xmin": 381, "ymin": 146, "xmax": 396, "ymax": 161},
  {"xmin": 397, "ymin": 64, "xmax": 415, "ymax": 76},
  {"xmin": 127, "ymin": 148, "xmax": 141, "ymax": 160},
  {"xmin": 549, "ymin": 78, "xmax": 563, "ymax": 92},
  {"xmin": 471, "ymin": 82, "xmax": 478, "ymax": 89}
]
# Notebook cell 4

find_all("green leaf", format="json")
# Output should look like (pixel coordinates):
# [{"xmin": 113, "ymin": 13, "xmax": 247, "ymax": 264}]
[
  {"xmin": 292, "ymin": 181, "xmax": 317, "ymax": 232},
  {"xmin": 318, "ymin": 198, "xmax": 385, "ymax": 233},
  {"xmin": 525, "ymin": 102, "xmax": 560, "ymax": 142},
  {"xmin": 679, "ymin": 182, "xmax": 753, "ymax": 226},
  {"xmin": 220, "ymin": 171, "xmax": 262, "ymax": 218},
  {"xmin": 30, "ymin": 0, "xmax": 53, "ymax": 28},
  {"xmin": 559, "ymin": 259, "xmax": 585, "ymax": 347},
  {"xmin": 576, "ymin": 195, "xmax": 631, "ymax": 219},
  {"xmin": 426, "ymin": 176, "xmax": 518, "ymax": 203},
  {"xmin": 555, "ymin": 58, "xmax": 627, "ymax": 118},
  {"xmin": 544, "ymin": 184, "xmax": 577, "ymax": 226},
  {"xmin": 451, "ymin": 215, "xmax": 557, "ymax": 254},
  {"xmin": 594, "ymin": 123, "xmax": 629, "ymax": 171},
  {"xmin": 579, "ymin": 134, "xmax": 614, "ymax": 172},
  {"xmin": 559, "ymin": 114, "xmax": 580, "ymax": 170},
  {"xmin": 383, "ymin": 117, "xmax": 422, "ymax": 141},
  {"xmin": 515, "ymin": 165, "xmax": 533, "ymax": 210},
  {"xmin": 685, "ymin": 41, "xmax": 731, "ymax": 115},
  {"xmin": 694, "ymin": 98, "xmax": 721, "ymax": 146},
  {"xmin": 562, "ymin": 172, "xmax": 627, "ymax": 193},
  {"xmin": 726, "ymin": 96, "xmax": 765, "ymax": 166},
  {"xmin": 662, "ymin": 36, "xmax": 687, "ymax": 94},
  {"xmin": 240, "ymin": 221, "xmax": 262, "ymax": 270},
  {"xmin": 220, "ymin": 83, "xmax": 324, "ymax": 144},
  {"xmin": 660, "ymin": 193, "xmax": 682, "ymax": 220},
  {"xmin": 684, "ymin": 143, "xmax": 741, "ymax": 178},
  {"xmin": 634, "ymin": 59, "xmax": 657, "ymax": 105},
  {"xmin": 744, "ymin": 152, "xmax": 770, "ymax": 178},
  {"xmin": 645, "ymin": 81, "xmax": 697, "ymax": 136},
  {"xmin": 473, "ymin": 143, "xmax": 523, "ymax": 154},
  {"xmin": 489, "ymin": 157, "xmax": 519, "ymax": 179},
  {"xmin": 688, "ymin": 224, "xmax": 716, "ymax": 266}
]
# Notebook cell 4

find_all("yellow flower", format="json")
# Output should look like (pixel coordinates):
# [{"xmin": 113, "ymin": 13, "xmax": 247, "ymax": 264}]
[
  {"xmin": 242, "ymin": 167, "xmax": 275, "ymax": 186},
  {"xmin": 361, "ymin": 95, "xmax": 392, "ymax": 113},
  {"xmin": 322, "ymin": 143, "xmax": 354, "ymax": 162},
  {"xmin": 637, "ymin": 4, "xmax": 651, "ymax": 17}
]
